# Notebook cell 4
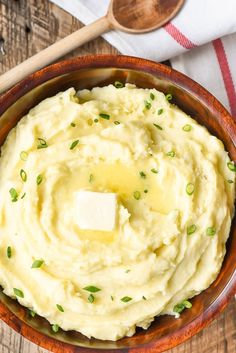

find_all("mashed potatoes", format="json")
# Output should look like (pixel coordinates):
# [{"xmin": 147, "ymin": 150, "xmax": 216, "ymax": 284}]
[{"xmin": 0, "ymin": 84, "xmax": 235, "ymax": 340}]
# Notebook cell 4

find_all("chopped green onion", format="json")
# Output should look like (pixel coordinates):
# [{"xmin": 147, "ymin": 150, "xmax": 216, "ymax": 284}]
[
  {"xmin": 144, "ymin": 189, "xmax": 148, "ymax": 193},
  {"xmin": 99, "ymin": 113, "xmax": 110, "ymax": 120},
  {"xmin": 21, "ymin": 192, "xmax": 26, "ymax": 199},
  {"xmin": 157, "ymin": 109, "xmax": 164, "ymax": 115},
  {"xmin": 114, "ymin": 81, "xmax": 123, "ymax": 88},
  {"xmin": 153, "ymin": 123, "xmax": 163, "ymax": 130},
  {"xmin": 183, "ymin": 300, "xmax": 192, "ymax": 309},
  {"xmin": 227, "ymin": 161, "xmax": 236, "ymax": 172},
  {"xmin": 70, "ymin": 140, "xmax": 79, "ymax": 150},
  {"xmin": 206, "ymin": 227, "xmax": 216, "ymax": 236},
  {"xmin": 144, "ymin": 100, "xmax": 151, "ymax": 110},
  {"xmin": 111, "ymin": 295, "xmax": 114, "ymax": 301},
  {"xmin": 36, "ymin": 174, "xmax": 43, "ymax": 185},
  {"xmin": 125, "ymin": 269, "xmax": 131, "ymax": 273},
  {"xmin": 94, "ymin": 118, "xmax": 99, "ymax": 123},
  {"xmin": 31, "ymin": 259, "xmax": 44, "ymax": 268},
  {"xmin": 89, "ymin": 174, "xmax": 94, "ymax": 183},
  {"xmin": 150, "ymin": 92, "xmax": 155, "ymax": 100},
  {"xmin": 114, "ymin": 121, "xmax": 120, "ymax": 125},
  {"xmin": 121, "ymin": 296, "xmax": 132, "ymax": 303},
  {"xmin": 37, "ymin": 138, "xmax": 48, "ymax": 149},
  {"xmin": 13, "ymin": 288, "xmax": 24, "ymax": 298},
  {"xmin": 139, "ymin": 171, "xmax": 146, "ymax": 179},
  {"xmin": 151, "ymin": 168, "xmax": 158, "ymax": 174},
  {"xmin": 29, "ymin": 309, "xmax": 36, "ymax": 317},
  {"xmin": 9, "ymin": 188, "xmax": 18, "ymax": 202},
  {"xmin": 227, "ymin": 179, "xmax": 234, "ymax": 183},
  {"xmin": 166, "ymin": 93, "xmax": 172, "ymax": 101},
  {"xmin": 20, "ymin": 151, "xmax": 28, "ymax": 161},
  {"xmin": 183, "ymin": 124, "xmax": 192, "ymax": 132},
  {"xmin": 83, "ymin": 286, "xmax": 101, "ymax": 293},
  {"xmin": 20, "ymin": 169, "xmax": 27, "ymax": 182},
  {"xmin": 133, "ymin": 191, "xmax": 141, "ymax": 200},
  {"xmin": 142, "ymin": 296, "xmax": 147, "ymax": 300},
  {"xmin": 56, "ymin": 304, "xmax": 64, "ymax": 312},
  {"xmin": 7, "ymin": 246, "xmax": 12, "ymax": 259},
  {"xmin": 173, "ymin": 300, "xmax": 192, "ymax": 314},
  {"xmin": 186, "ymin": 182, "xmax": 195, "ymax": 195},
  {"xmin": 187, "ymin": 224, "xmax": 197, "ymax": 235},
  {"xmin": 70, "ymin": 122, "xmax": 76, "ymax": 127},
  {"xmin": 88, "ymin": 294, "xmax": 94, "ymax": 303},
  {"xmin": 52, "ymin": 324, "xmax": 59, "ymax": 333},
  {"xmin": 166, "ymin": 151, "xmax": 175, "ymax": 157}
]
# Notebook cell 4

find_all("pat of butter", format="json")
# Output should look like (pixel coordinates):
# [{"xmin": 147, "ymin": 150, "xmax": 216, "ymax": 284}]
[{"xmin": 75, "ymin": 191, "xmax": 117, "ymax": 232}]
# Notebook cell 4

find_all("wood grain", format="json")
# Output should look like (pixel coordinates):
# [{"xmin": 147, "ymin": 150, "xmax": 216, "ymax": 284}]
[{"xmin": 0, "ymin": 1, "xmax": 235, "ymax": 353}]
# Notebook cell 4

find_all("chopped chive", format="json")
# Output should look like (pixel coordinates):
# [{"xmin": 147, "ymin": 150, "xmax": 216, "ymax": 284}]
[
  {"xmin": 183, "ymin": 124, "xmax": 192, "ymax": 132},
  {"xmin": 153, "ymin": 123, "xmax": 163, "ymax": 130},
  {"xmin": 166, "ymin": 93, "xmax": 172, "ymax": 101},
  {"xmin": 9, "ymin": 188, "xmax": 18, "ymax": 202},
  {"xmin": 114, "ymin": 121, "xmax": 120, "ymax": 125},
  {"xmin": 13, "ymin": 288, "xmax": 24, "ymax": 298},
  {"xmin": 83, "ymin": 286, "xmax": 101, "ymax": 293},
  {"xmin": 70, "ymin": 122, "xmax": 76, "ymax": 127},
  {"xmin": 151, "ymin": 168, "xmax": 158, "ymax": 174},
  {"xmin": 142, "ymin": 296, "xmax": 147, "ymax": 300},
  {"xmin": 29, "ymin": 309, "xmax": 36, "ymax": 317},
  {"xmin": 7, "ymin": 246, "xmax": 12, "ymax": 259},
  {"xmin": 227, "ymin": 179, "xmax": 234, "ymax": 183},
  {"xmin": 20, "ymin": 151, "xmax": 28, "ymax": 161},
  {"xmin": 36, "ymin": 174, "xmax": 43, "ymax": 185},
  {"xmin": 99, "ymin": 113, "xmax": 110, "ymax": 120},
  {"xmin": 114, "ymin": 81, "xmax": 123, "ymax": 88},
  {"xmin": 21, "ymin": 192, "xmax": 26, "ymax": 199},
  {"xmin": 31, "ymin": 259, "xmax": 44, "ymax": 268},
  {"xmin": 20, "ymin": 169, "xmax": 27, "ymax": 182},
  {"xmin": 144, "ymin": 189, "xmax": 148, "ymax": 193},
  {"xmin": 133, "ymin": 191, "xmax": 141, "ymax": 200},
  {"xmin": 52, "ymin": 324, "xmax": 59, "ymax": 333},
  {"xmin": 56, "ymin": 304, "xmax": 64, "ymax": 312},
  {"xmin": 206, "ymin": 227, "xmax": 216, "ymax": 236},
  {"xmin": 89, "ymin": 174, "xmax": 94, "ymax": 183},
  {"xmin": 37, "ymin": 138, "xmax": 48, "ymax": 149},
  {"xmin": 139, "ymin": 171, "xmax": 146, "ymax": 179},
  {"xmin": 88, "ymin": 294, "xmax": 94, "ymax": 303},
  {"xmin": 125, "ymin": 269, "xmax": 131, "ymax": 273},
  {"xmin": 227, "ymin": 161, "xmax": 236, "ymax": 172},
  {"xmin": 121, "ymin": 296, "xmax": 132, "ymax": 303},
  {"xmin": 166, "ymin": 151, "xmax": 175, "ymax": 157},
  {"xmin": 111, "ymin": 295, "xmax": 114, "ymax": 301},
  {"xmin": 186, "ymin": 182, "xmax": 194, "ymax": 195},
  {"xmin": 187, "ymin": 224, "xmax": 197, "ymax": 235},
  {"xmin": 157, "ymin": 109, "xmax": 164, "ymax": 115},
  {"xmin": 94, "ymin": 118, "xmax": 99, "ymax": 123},
  {"xmin": 144, "ymin": 100, "xmax": 151, "ymax": 110},
  {"xmin": 150, "ymin": 92, "xmax": 155, "ymax": 100},
  {"xmin": 70, "ymin": 140, "xmax": 79, "ymax": 150}
]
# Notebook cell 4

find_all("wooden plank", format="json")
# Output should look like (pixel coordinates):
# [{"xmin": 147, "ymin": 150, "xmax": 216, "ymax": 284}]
[{"xmin": 0, "ymin": 1, "xmax": 235, "ymax": 353}]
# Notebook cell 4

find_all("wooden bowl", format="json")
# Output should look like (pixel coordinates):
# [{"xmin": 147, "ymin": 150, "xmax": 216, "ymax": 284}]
[{"xmin": 0, "ymin": 55, "xmax": 235, "ymax": 353}]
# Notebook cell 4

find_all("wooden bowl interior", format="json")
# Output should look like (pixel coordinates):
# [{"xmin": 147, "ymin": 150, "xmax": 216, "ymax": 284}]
[{"xmin": 0, "ymin": 63, "xmax": 235, "ymax": 352}]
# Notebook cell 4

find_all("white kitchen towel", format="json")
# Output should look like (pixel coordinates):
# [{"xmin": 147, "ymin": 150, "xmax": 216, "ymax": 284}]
[{"xmin": 51, "ymin": 0, "xmax": 236, "ymax": 116}]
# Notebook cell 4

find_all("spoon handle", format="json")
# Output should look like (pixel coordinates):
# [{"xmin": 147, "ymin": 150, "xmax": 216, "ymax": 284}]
[{"xmin": 0, "ymin": 16, "xmax": 111, "ymax": 95}]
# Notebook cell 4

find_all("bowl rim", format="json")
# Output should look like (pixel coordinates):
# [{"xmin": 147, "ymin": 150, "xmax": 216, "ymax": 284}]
[{"xmin": 0, "ymin": 54, "xmax": 235, "ymax": 353}]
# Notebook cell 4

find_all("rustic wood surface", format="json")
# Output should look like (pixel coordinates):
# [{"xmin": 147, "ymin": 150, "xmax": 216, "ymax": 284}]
[{"xmin": 0, "ymin": 1, "xmax": 235, "ymax": 353}]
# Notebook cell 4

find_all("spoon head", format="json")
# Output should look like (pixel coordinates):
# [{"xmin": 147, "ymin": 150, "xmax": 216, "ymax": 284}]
[{"xmin": 108, "ymin": 0, "xmax": 185, "ymax": 34}]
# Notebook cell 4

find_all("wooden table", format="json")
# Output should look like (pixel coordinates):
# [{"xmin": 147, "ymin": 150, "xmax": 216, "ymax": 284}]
[{"xmin": 0, "ymin": 1, "xmax": 235, "ymax": 352}]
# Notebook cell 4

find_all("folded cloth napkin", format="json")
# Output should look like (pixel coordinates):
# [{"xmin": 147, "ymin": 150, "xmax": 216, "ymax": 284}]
[{"xmin": 51, "ymin": 0, "xmax": 236, "ymax": 116}]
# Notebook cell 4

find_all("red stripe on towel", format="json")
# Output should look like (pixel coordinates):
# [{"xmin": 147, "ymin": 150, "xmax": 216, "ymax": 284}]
[
  {"xmin": 164, "ymin": 23, "xmax": 197, "ymax": 49},
  {"xmin": 213, "ymin": 38, "xmax": 236, "ymax": 116}
]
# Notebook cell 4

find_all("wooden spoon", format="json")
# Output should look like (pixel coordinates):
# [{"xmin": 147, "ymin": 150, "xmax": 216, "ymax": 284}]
[{"xmin": 0, "ymin": 0, "xmax": 184, "ymax": 94}]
